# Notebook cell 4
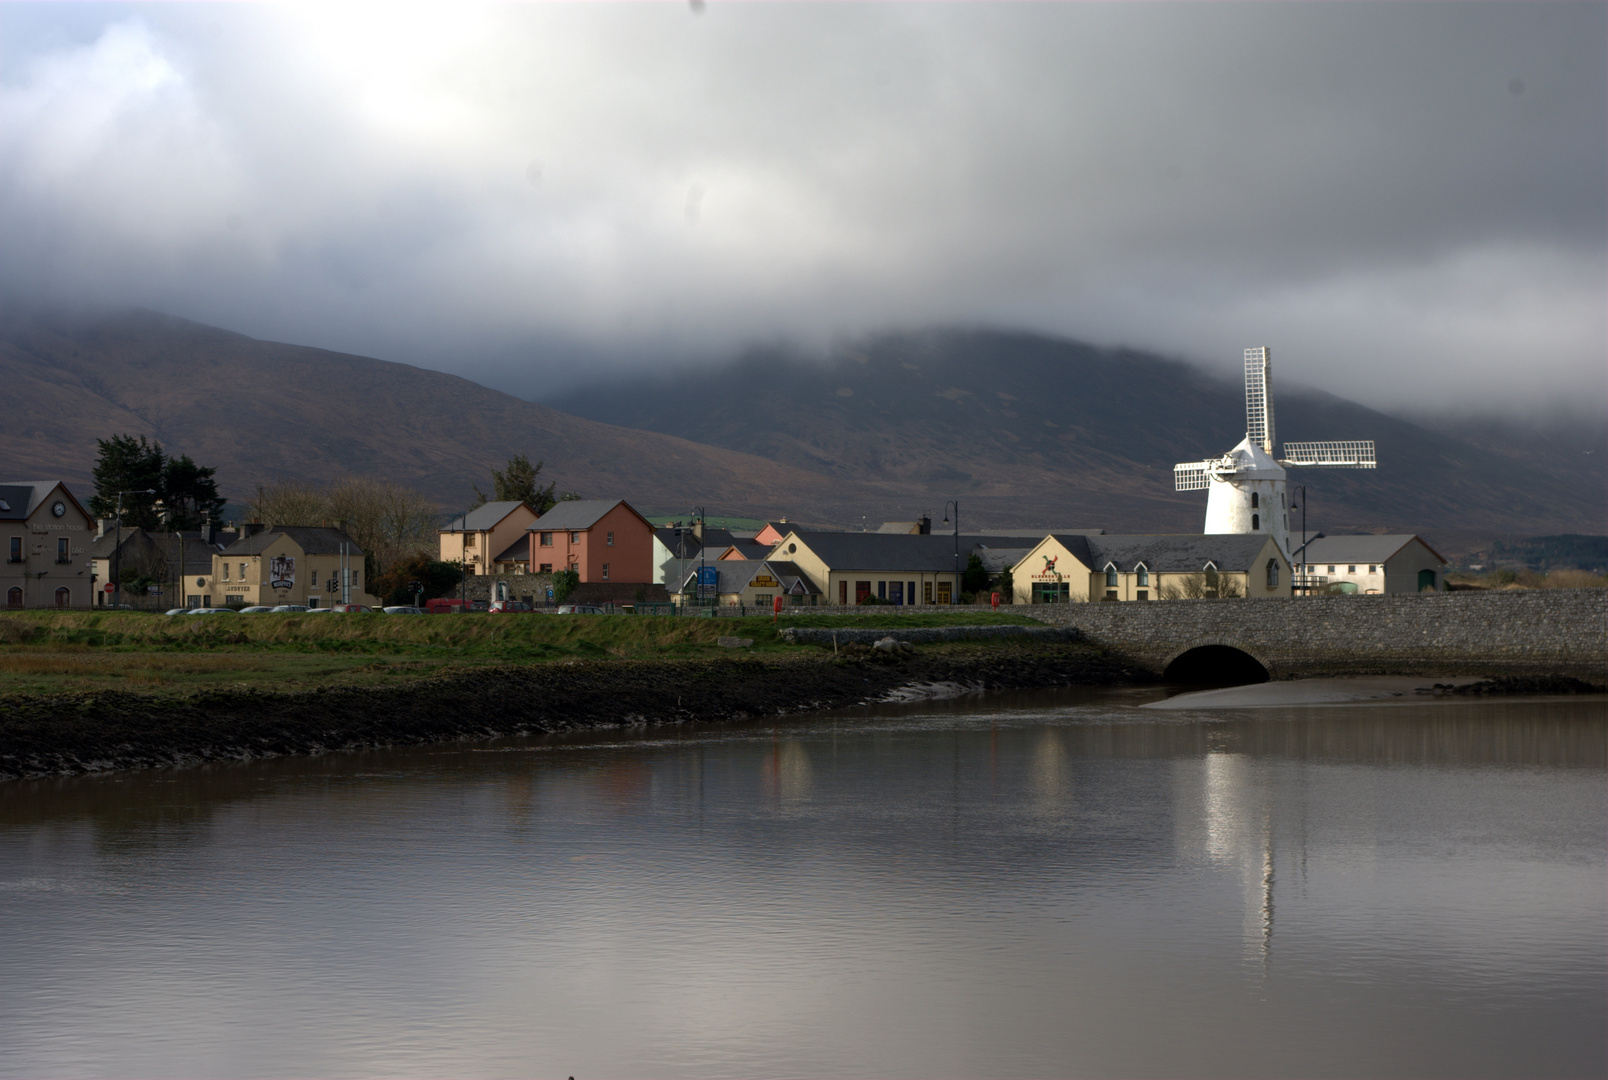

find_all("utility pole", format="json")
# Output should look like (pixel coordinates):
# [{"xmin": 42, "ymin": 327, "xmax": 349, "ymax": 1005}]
[{"xmin": 943, "ymin": 500, "xmax": 959, "ymax": 603}]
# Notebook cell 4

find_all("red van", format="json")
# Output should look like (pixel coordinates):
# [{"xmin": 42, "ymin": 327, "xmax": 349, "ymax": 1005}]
[{"xmin": 425, "ymin": 598, "xmax": 470, "ymax": 614}]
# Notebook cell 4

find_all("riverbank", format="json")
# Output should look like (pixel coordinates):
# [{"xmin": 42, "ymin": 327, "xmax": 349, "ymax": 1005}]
[{"xmin": 0, "ymin": 641, "xmax": 1141, "ymax": 780}]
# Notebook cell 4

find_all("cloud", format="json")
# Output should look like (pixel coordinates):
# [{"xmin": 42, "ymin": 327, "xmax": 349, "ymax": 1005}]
[{"xmin": 0, "ymin": 2, "xmax": 1602, "ymax": 411}]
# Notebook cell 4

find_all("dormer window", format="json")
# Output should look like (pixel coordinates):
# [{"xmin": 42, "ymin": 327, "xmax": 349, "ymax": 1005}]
[
  {"xmin": 1136, "ymin": 564, "xmax": 1149, "ymax": 586},
  {"xmin": 1104, "ymin": 564, "xmax": 1118, "ymax": 587}
]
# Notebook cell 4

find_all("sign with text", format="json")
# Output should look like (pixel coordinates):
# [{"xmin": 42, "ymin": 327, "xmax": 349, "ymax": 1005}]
[{"xmin": 269, "ymin": 555, "xmax": 296, "ymax": 590}]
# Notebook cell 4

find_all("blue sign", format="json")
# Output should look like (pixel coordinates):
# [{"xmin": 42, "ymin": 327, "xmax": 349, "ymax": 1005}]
[{"xmin": 696, "ymin": 567, "xmax": 719, "ymax": 588}]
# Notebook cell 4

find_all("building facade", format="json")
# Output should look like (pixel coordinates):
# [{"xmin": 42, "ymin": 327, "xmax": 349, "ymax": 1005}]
[
  {"xmin": 526, "ymin": 500, "xmax": 655, "ymax": 583},
  {"xmin": 1010, "ymin": 534, "xmax": 1292, "ymax": 603},
  {"xmin": 215, "ymin": 525, "xmax": 376, "ymax": 608},
  {"xmin": 0, "ymin": 482, "xmax": 94, "ymax": 609},
  {"xmin": 439, "ymin": 501, "xmax": 540, "ymax": 577},
  {"xmin": 1294, "ymin": 535, "xmax": 1447, "ymax": 595}
]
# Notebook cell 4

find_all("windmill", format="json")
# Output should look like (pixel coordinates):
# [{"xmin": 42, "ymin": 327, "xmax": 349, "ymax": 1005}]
[{"xmin": 1174, "ymin": 347, "xmax": 1375, "ymax": 558}]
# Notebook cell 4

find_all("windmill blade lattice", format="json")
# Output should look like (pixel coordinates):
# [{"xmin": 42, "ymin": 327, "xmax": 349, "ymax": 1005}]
[{"xmin": 1280, "ymin": 441, "xmax": 1377, "ymax": 468}]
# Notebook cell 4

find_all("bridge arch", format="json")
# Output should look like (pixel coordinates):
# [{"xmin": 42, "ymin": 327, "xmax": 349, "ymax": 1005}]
[{"xmin": 1162, "ymin": 640, "xmax": 1274, "ymax": 685}]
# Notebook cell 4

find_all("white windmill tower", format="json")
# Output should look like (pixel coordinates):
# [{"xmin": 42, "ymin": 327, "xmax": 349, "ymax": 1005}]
[{"xmin": 1174, "ymin": 347, "xmax": 1376, "ymax": 558}]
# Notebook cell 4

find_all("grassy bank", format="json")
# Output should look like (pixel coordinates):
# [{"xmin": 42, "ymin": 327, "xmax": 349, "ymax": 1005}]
[{"xmin": 0, "ymin": 610, "xmax": 1039, "ymax": 696}]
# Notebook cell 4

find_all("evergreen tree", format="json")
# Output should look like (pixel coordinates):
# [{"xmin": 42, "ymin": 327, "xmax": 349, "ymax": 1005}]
[
  {"xmin": 89, "ymin": 435, "xmax": 165, "ymax": 529},
  {"xmin": 471, "ymin": 454, "xmax": 559, "ymax": 514},
  {"xmin": 160, "ymin": 454, "xmax": 226, "ymax": 532},
  {"xmin": 962, "ymin": 552, "xmax": 991, "ymax": 595}
]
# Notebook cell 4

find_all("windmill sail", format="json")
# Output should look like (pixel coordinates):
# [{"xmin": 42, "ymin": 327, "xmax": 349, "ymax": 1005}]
[
  {"xmin": 1281, "ymin": 441, "xmax": 1376, "ymax": 468},
  {"xmin": 1244, "ymin": 347, "xmax": 1275, "ymax": 454},
  {"xmin": 1174, "ymin": 461, "xmax": 1213, "ymax": 491}
]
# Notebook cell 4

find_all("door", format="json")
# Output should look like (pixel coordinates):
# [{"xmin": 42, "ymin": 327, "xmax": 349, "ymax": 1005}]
[{"xmin": 1417, "ymin": 569, "xmax": 1437, "ymax": 592}]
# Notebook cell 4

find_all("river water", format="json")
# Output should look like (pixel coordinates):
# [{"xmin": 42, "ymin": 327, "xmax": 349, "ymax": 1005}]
[{"xmin": 1, "ymin": 686, "xmax": 1603, "ymax": 1078}]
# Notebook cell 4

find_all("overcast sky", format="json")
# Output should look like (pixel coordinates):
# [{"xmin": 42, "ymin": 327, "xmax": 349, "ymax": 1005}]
[{"xmin": 1, "ymin": 2, "xmax": 1603, "ymax": 413}]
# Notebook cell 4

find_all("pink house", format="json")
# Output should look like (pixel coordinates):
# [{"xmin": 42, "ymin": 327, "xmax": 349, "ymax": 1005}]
[{"xmin": 526, "ymin": 500, "xmax": 655, "ymax": 583}]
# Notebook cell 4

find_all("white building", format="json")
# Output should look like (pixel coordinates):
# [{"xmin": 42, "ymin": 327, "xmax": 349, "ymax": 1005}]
[{"xmin": 1294, "ymin": 535, "xmax": 1448, "ymax": 595}]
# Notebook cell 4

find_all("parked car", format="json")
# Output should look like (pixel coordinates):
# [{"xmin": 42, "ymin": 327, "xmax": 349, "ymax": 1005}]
[
  {"xmin": 425, "ymin": 598, "xmax": 470, "ymax": 614},
  {"xmin": 469, "ymin": 600, "xmax": 490, "ymax": 611},
  {"xmin": 381, "ymin": 606, "xmax": 427, "ymax": 615},
  {"xmin": 238, "ymin": 605, "xmax": 275, "ymax": 614},
  {"xmin": 270, "ymin": 605, "xmax": 309, "ymax": 613},
  {"xmin": 488, "ymin": 600, "xmax": 534, "ymax": 614},
  {"xmin": 329, "ymin": 604, "xmax": 374, "ymax": 613},
  {"xmin": 165, "ymin": 607, "xmax": 192, "ymax": 616},
  {"xmin": 186, "ymin": 607, "xmax": 237, "ymax": 615},
  {"xmin": 555, "ymin": 604, "xmax": 604, "ymax": 614}
]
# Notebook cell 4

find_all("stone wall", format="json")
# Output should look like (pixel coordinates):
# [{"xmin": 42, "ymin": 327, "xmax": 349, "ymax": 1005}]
[
  {"xmin": 780, "ymin": 625, "xmax": 1081, "ymax": 645},
  {"xmin": 1016, "ymin": 589, "xmax": 1607, "ymax": 680}
]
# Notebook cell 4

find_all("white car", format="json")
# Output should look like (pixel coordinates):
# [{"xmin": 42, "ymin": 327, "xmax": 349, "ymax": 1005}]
[
  {"xmin": 270, "ymin": 605, "xmax": 309, "ymax": 613},
  {"xmin": 165, "ymin": 607, "xmax": 192, "ymax": 616},
  {"xmin": 238, "ymin": 606, "xmax": 275, "ymax": 614},
  {"xmin": 185, "ymin": 607, "xmax": 237, "ymax": 615},
  {"xmin": 381, "ymin": 606, "xmax": 427, "ymax": 615}
]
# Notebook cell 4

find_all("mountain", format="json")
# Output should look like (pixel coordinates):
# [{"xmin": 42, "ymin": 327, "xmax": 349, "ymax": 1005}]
[
  {"xmin": 546, "ymin": 328, "xmax": 1607, "ymax": 547},
  {"xmin": 0, "ymin": 308, "xmax": 880, "ymax": 520}
]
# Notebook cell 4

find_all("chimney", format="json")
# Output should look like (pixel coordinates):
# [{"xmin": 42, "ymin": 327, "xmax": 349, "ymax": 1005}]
[
  {"xmin": 243, "ymin": 522, "xmax": 266, "ymax": 538},
  {"xmin": 693, "ymin": 519, "xmax": 704, "ymax": 543},
  {"xmin": 96, "ymin": 517, "xmax": 115, "ymax": 539},
  {"xmin": 334, "ymin": 519, "xmax": 347, "ymax": 535},
  {"xmin": 918, "ymin": 515, "xmax": 931, "ymax": 535}
]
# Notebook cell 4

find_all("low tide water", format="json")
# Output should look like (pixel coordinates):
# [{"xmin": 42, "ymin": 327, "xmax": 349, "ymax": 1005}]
[{"xmin": 1, "ymin": 686, "xmax": 1604, "ymax": 1078}]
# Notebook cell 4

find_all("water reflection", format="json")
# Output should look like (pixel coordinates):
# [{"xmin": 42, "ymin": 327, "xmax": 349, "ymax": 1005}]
[{"xmin": 0, "ymin": 691, "xmax": 1603, "ymax": 1078}]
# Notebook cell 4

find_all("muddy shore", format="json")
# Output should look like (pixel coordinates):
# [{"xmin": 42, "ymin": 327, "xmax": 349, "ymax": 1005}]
[{"xmin": 0, "ymin": 643, "xmax": 1143, "ymax": 781}]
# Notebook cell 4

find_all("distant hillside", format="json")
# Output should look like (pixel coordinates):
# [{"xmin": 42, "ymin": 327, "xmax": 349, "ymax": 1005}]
[
  {"xmin": 0, "ymin": 308, "xmax": 879, "ymax": 520},
  {"xmin": 546, "ymin": 328, "xmax": 1607, "ymax": 544}
]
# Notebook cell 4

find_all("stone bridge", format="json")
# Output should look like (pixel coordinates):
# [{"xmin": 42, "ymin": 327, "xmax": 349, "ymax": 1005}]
[{"xmin": 1021, "ymin": 588, "xmax": 1607, "ymax": 682}]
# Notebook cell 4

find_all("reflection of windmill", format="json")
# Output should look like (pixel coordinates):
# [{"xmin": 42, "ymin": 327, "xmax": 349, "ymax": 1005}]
[{"xmin": 1175, "ymin": 347, "xmax": 1375, "ymax": 557}]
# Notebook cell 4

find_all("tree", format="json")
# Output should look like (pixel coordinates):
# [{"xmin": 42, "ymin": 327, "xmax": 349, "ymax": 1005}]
[
  {"xmin": 247, "ymin": 482, "xmax": 327, "ymax": 528},
  {"xmin": 247, "ymin": 477, "xmax": 439, "ymax": 577},
  {"xmin": 472, "ymin": 454, "xmax": 560, "ymax": 514},
  {"xmin": 370, "ymin": 554, "xmax": 463, "ymax": 606},
  {"xmin": 159, "ymin": 454, "xmax": 226, "ymax": 532},
  {"xmin": 90, "ymin": 435, "xmax": 165, "ymax": 529},
  {"xmin": 962, "ymin": 553, "xmax": 990, "ymax": 595},
  {"xmin": 552, "ymin": 568, "xmax": 579, "ymax": 604}
]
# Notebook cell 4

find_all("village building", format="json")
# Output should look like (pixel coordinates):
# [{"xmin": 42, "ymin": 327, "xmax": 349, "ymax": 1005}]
[
  {"xmin": 1294, "ymin": 535, "xmax": 1448, "ymax": 594},
  {"xmin": 0, "ymin": 481, "xmax": 94, "ymax": 609},
  {"xmin": 526, "ymin": 499, "xmax": 655, "ymax": 584},
  {"xmin": 215, "ymin": 524, "xmax": 376, "ymax": 608},
  {"xmin": 1009, "ymin": 534, "xmax": 1291, "ymax": 603},
  {"xmin": 439, "ymin": 501, "xmax": 540, "ymax": 577},
  {"xmin": 674, "ymin": 558, "xmax": 821, "ymax": 608},
  {"xmin": 752, "ymin": 521, "xmax": 790, "ymax": 546},
  {"xmin": 87, "ymin": 523, "xmax": 237, "ymax": 608},
  {"xmin": 651, "ymin": 523, "xmax": 741, "ymax": 588},
  {"xmin": 766, "ymin": 530, "xmax": 1044, "ymax": 605}
]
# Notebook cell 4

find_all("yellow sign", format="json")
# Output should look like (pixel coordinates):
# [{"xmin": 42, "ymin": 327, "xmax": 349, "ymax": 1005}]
[{"xmin": 750, "ymin": 575, "xmax": 779, "ymax": 588}]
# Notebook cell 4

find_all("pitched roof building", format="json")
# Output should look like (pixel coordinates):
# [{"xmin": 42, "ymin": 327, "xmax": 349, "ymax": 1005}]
[
  {"xmin": 526, "ymin": 499, "xmax": 655, "ymax": 583},
  {"xmin": 1, "ymin": 481, "xmax": 93, "ymax": 609},
  {"xmin": 439, "ymin": 501, "xmax": 539, "ymax": 577},
  {"xmin": 1011, "ymin": 533, "xmax": 1291, "ymax": 603},
  {"xmin": 1295, "ymin": 535, "xmax": 1447, "ymax": 595}
]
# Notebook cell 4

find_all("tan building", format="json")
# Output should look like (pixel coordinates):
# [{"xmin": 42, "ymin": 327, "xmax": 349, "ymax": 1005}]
[
  {"xmin": 215, "ymin": 525, "xmax": 377, "ymax": 609},
  {"xmin": 1295, "ymin": 535, "xmax": 1448, "ymax": 595},
  {"xmin": 766, "ymin": 530, "xmax": 1018, "ymax": 605},
  {"xmin": 1010, "ymin": 534, "xmax": 1291, "ymax": 603},
  {"xmin": 440, "ymin": 501, "xmax": 540, "ymax": 577},
  {"xmin": 87, "ymin": 525, "xmax": 234, "ymax": 609},
  {"xmin": 674, "ymin": 558, "xmax": 821, "ymax": 608},
  {"xmin": 1, "ymin": 481, "xmax": 94, "ymax": 609}
]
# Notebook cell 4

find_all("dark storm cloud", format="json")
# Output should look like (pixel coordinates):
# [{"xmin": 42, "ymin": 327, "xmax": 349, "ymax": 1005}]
[{"xmin": 0, "ymin": 2, "xmax": 1602, "ymax": 409}]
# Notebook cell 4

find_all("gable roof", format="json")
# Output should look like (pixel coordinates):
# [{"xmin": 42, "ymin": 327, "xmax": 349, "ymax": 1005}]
[
  {"xmin": 1090, "ymin": 534, "xmax": 1283, "ymax": 573},
  {"xmin": 443, "ymin": 501, "xmax": 531, "ymax": 533},
  {"xmin": 494, "ymin": 537, "xmax": 531, "ymax": 563},
  {"xmin": 1300, "ymin": 534, "xmax": 1446, "ymax": 566},
  {"xmin": 221, "ymin": 526, "xmax": 364, "ymax": 557},
  {"xmin": 530, "ymin": 499, "xmax": 650, "ymax": 532},
  {"xmin": 654, "ymin": 526, "xmax": 739, "ymax": 556},
  {"xmin": 778, "ymin": 531, "xmax": 1046, "ymax": 574},
  {"xmin": 0, "ymin": 481, "xmax": 89, "ymax": 522},
  {"xmin": 765, "ymin": 560, "xmax": 822, "ymax": 595}
]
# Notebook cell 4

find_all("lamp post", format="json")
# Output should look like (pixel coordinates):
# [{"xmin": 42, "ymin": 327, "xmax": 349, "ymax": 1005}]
[
  {"xmin": 110, "ymin": 488, "xmax": 156, "ymax": 610},
  {"xmin": 942, "ymin": 500, "xmax": 959, "ymax": 604},
  {"xmin": 691, "ymin": 505, "xmax": 706, "ymax": 611}
]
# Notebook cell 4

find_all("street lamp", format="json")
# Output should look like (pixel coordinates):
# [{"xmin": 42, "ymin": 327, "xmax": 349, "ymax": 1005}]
[
  {"xmin": 110, "ymin": 488, "xmax": 156, "ymax": 610},
  {"xmin": 942, "ymin": 500, "xmax": 959, "ymax": 603},
  {"xmin": 691, "ymin": 505, "xmax": 706, "ymax": 610}
]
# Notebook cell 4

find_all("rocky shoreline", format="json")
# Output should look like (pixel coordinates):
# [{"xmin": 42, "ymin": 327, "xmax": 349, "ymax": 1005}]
[{"xmin": 0, "ymin": 643, "xmax": 1142, "ymax": 781}]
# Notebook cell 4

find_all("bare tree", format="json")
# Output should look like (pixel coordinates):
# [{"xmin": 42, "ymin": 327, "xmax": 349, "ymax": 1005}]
[
  {"xmin": 247, "ymin": 482, "xmax": 327, "ymax": 527},
  {"xmin": 248, "ymin": 477, "xmax": 439, "ymax": 575}
]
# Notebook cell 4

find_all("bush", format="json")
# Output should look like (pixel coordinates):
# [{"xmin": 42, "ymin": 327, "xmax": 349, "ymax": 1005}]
[
  {"xmin": 370, "ymin": 555, "xmax": 463, "ymax": 606},
  {"xmin": 552, "ymin": 569, "xmax": 579, "ymax": 604}
]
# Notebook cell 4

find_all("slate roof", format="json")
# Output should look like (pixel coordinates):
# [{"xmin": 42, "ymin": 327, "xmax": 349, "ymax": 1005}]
[
  {"xmin": 494, "ymin": 537, "xmax": 530, "ymax": 563},
  {"xmin": 87, "ymin": 528, "xmax": 231, "ymax": 575},
  {"xmin": 0, "ymin": 481, "xmax": 84, "ymax": 521},
  {"xmin": 1299, "ymin": 535, "xmax": 1445, "ymax": 566},
  {"xmin": 221, "ymin": 526, "xmax": 364, "ymax": 557},
  {"xmin": 530, "ymin": 499, "xmax": 643, "ymax": 532},
  {"xmin": 780, "ymin": 531, "xmax": 1047, "ymax": 573},
  {"xmin": 974, "ymin": 547, "xmax": 1031, "ymax": 574},
  {"xmin": 654, "ymin": 526, "xmax": 739, "ymax": 556},
  {"xmin": 1044, "ymin": 533, "xmax": 1282, "ymax": 573},
  {"xmin": 443, "ymin": 501, "xmax": 529, "ymax": 533},
  {"xmin": 718, "ymin": 541, "xmax": 771, "ymax": 560},
  {"xmin": 766, "ymin": 560, "xmax": 822, "ymax": 595}
]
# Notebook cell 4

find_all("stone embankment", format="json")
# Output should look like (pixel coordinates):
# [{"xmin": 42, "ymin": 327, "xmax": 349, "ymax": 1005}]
[{"xmin": 0, "ymin": 644, "xmax": 1139, "ymax": 781}]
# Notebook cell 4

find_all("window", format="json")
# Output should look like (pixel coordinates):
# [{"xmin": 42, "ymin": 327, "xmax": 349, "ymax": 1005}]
[
  {"xmin": 8, "ymin": 536, "xmax": 19, "ymax": 563},
  {"xmin": 1136, "ymin": 589, "xmax": 1149, "ymax": 600},
  {"xmin": 1348, "ymin": 565, "xmax": 1356, "ymax": 574},
  {"xmin": 1251, "ymin": 492, "xmax": 1259, "ymax": 509},
  {"xmin": 1368, "ymin": 564, "xmax": 1377, "ymax": 573},
  {"xmin": 1136, "ymin": 565, "xmax": 1149, "ymax": 586},
  {"xmin": 540, "ymin": 532, "xmax": 553, "ymax": 547},
  {"xmin": 602, "ymin": 562, "xmax": 610, "ymax": 580},
  {"xmin": 539, "ymin": 563, "xmax": 552, "ymax": 573},
  {"xmin": 240, "ymin": 563, "xmax": 247, "ymax": 581},
  {"xmin": 606, "ymin": 531, "xmax": 614, "ymax": 546},
  {"xmin": 839, "ymin": 581, "xmax": 848, "ymax": 604},
  {"xmin": 877, "ymin": 581, "xmax": 886, "ymax": 599},
  {"xmin": 1105, "ymin": 590, "xmax": 1118, "ymax": 600},
  {"xmin": 1252, "ymin": 513, "xmax": 1260, "ymax": 530},
  {"xmin": 1267, "ymin": 559, "xmax": 1280, "ymax": 588},
  {"xmin": 1281, "ymin": 492, "xmax": 1287, "ymax": 508},
  {"xmin": 569, "ymin": 531, "xmax": 579, "ymax": 543},
  {"xmin": 1328, "ymin": 565, "xmax": 1336, "ymax": 574},
  {"xmin": 1104, "ymin": 565, "xmax": 1118, "ymax": 587},
  {"xmin": 908, "ymin": 581, "xmax": 916, "ymax": 605},
  {"xmin": 466, "ymin": 534, "xmax": 476, "ymax": 547},
  {"xmin": 56, "ymin": 538, "xmax": 70, "ymax": 563},
  {"xmin": 754, "ymin": 593, "xmax": 773, "ymax": 608},
  {"xmin": 924, "ymin": 581, "xmax": 933, "ymax": 603},
  {"xmin": 55, "ymin": 587, "xmax": 70, "ymax": 608},
  {"xmin": 222, "ymin": 563, "xmax": 229, "ymax": 580},
  {"xmin": 6, "ymin": 586, "xmax": 21, "ymax": 608}
]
